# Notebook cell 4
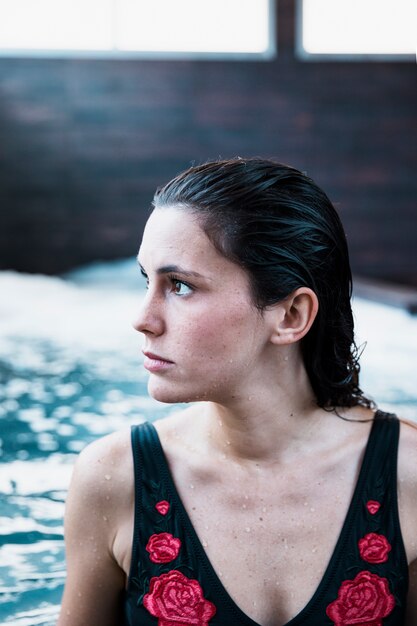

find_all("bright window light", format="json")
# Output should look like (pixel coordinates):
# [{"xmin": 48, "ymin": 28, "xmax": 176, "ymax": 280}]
[
  {"xmin": 117, "ymin": 0, "xmax": 270, "ymax": 53},
  {"xmin": 0, "ymin": 0, "xmax": 114, "ymax": 50},
  {"xmin": 301, "ymin": 0, "xmax": 416, "ymax": 56},
  {"xmin": 0, "ymin": 0, "xmax": 273, "ymax": 58}
]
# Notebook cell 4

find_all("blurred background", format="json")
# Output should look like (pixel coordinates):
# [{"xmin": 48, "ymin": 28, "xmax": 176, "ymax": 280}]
[
  {"xmin": 0, "ymin": 1, "xmax": 416, "ymax": 624},
  {"xmin": 0, "ymin": 0, "xmax": 416, "ymax": 284}
]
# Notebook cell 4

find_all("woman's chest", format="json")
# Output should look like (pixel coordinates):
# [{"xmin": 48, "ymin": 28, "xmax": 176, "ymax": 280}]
[{"xmin": 162, "ymin": 465, "xmax": 353, "ymax": 626}]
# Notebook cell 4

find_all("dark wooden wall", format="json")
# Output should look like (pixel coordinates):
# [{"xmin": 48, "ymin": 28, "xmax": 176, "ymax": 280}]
[{"xmin": 0, "ymin": 1, "xmax": 416, "ymax": 285}]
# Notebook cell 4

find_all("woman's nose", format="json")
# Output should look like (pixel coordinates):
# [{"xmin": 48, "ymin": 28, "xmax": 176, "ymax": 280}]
[{"xmin": 133, "ymin": 290, "xmax": 165, "ymax": 336}]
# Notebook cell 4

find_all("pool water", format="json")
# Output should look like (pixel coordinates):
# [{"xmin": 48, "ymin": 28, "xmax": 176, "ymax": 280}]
[{"xmin": 0, "ymin": 260, "xmax": 416, "ymax": 625}]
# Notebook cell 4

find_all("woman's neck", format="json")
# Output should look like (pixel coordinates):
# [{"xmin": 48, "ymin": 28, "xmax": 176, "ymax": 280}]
[{"xmin": 199, "ymin": 356, "xmax": 324, "ymax": 465}]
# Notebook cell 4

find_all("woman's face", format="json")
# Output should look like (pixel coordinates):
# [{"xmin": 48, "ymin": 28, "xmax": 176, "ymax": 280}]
[{"xmin": 134, "ymin": 206, "xmax": 273, "ymax": 404}]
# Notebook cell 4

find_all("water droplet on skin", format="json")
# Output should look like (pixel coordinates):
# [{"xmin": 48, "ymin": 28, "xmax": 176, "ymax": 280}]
[
  {"xmin": 189, "ymin": 484, "xmax": 194, "ymax": 489},
  {"xmin": 226, "ymin": 440, "xmax": 231, "ymax": 446},
  {"xmin": 245, "ymin": 527, "xmax": 251, "ymax": 532},
  {"xmin": 303, "ymin": 501, "xmax": 308, "ymax": 506},
  {"xmin": 104, "ymin": 474, "xmax": 111, "ymax": 480},
  {"xmin": 103, "ymin": 515, "xmax": 108, "ymax": 522},
  {"xmin": 202, "ymin": 540, "xmax": 208, "ymax": 547},
  {"xmin": 242, "ymin": 504, "xmax": 247, "ymax": 509},
  {"xmin": 312, "ymin": 547, "xmax": 317, "ymax": 553},
  {"xmin": 310, "ymin": 507, "xmax": 315, "ymax": 512},
  {"xmin": 262, "ymin": 507, "xmax": 267, "ymax": 513}
]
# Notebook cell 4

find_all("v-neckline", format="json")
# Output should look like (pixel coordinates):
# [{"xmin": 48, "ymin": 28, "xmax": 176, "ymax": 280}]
[{"xmin": 147, "ymin": 412, "xmax": 380, "ymax": 626}]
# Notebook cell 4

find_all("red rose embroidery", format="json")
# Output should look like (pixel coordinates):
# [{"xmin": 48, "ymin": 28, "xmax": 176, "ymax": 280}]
[
  {"xmin": 156, "ymin": 500, "xmax": 170, "ymax": 515},
  {"xmin": 326, "ymin": 570, "xmax": 395, "ymax": 626},
  {"xmin": 143, "ymin": 569, "xmax": 217, "ymax": 625},
  {"xmin": 366, "ymin": 500, "xmax": 381, "ymax": 515},
  {"xmin": 146, "ymin": 532, "xmax": 181, "ymax": 564},
  {"xmin": 358, "ymin": 533, "xmax": 392, "ymax": 564}
]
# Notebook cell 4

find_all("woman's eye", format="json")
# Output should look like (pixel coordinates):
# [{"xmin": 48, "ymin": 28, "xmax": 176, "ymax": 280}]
[
  {"xmin": 171, "ymin": 279, "xmax": 193, "ymax": 296},
  {"xmin": 140, "ymin": 270, "xmax": 192, "ymax": 296}
]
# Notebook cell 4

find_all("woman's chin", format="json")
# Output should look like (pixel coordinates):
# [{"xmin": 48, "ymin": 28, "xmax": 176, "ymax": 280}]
[{"xmin": 147, "ymin": 380, "xmax": 203, "ymax": 405}]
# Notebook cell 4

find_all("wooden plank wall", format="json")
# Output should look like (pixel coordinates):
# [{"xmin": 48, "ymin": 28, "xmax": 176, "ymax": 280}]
[{"xmin": 0, "ymin": 0, "xmax": 416, "ymax": 285}]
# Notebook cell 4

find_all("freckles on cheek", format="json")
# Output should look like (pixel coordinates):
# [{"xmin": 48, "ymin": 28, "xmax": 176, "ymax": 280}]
[
  {"xmin": 196, "ymin": 310, "xmax": 247, "ymax": 347},
  {"xmin": 185, "ymin": 320, "xmax": 225, "ymax": 357},
  {"xmin": 173, "ymin": 318, "xmax": 212, "ymax": 346},
  {"xmin": 194, "ymin": 322, "xmax": 219, "ymax": 346}
]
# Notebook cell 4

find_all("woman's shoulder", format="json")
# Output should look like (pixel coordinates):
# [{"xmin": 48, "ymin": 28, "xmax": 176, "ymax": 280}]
[
  {"xmin": 396, "ymin": 417, "xmax": 417, "ymax": 564},
  {"xmin": 70, "ymin": 427, "xmax": 134, "ymax": 513},
  {"xmin": 76, "ymin": 427, "xmax": 133, "ymax": 472},
  {"xmin": 398, "ymin": 417, "xmax": 417, "ymax": 482}
]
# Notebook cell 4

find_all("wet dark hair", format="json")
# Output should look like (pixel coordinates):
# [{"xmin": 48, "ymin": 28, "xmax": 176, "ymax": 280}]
[{"xmin": 153, "ymin": 157, "xmax": 373, "ymax": 410}]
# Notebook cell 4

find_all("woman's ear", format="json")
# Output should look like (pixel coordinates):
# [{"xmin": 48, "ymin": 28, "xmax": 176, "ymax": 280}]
[{"xmin": 269, "ymin": 287, "xmax": 319, "ymax": 345}]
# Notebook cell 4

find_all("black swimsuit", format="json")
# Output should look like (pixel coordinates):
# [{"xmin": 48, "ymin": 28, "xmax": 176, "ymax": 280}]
[{"xmin": 122, "ymin": 411, "xmax": 408, "ymax": 625}]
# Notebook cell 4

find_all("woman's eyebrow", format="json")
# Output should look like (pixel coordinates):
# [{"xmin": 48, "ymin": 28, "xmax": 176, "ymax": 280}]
[{"xmin": 137, "ymin": 259, "xmax": 206, "ymax": 279}]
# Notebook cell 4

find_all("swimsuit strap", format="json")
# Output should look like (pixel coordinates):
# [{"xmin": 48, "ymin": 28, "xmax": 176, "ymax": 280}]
[
  {"xmin": 126, "ymin": 421, "xmax": 238, "ymax": 624},
  {"xmin": 316, "ymin": 410, "xmax": 409, "ymax": 624}
]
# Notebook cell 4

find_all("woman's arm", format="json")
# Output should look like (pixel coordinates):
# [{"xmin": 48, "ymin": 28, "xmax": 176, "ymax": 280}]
[
  {"xmin": 399, "ymin": 420, "xmax": 417, "ymax": 625},
  {"xmin": 57, "ymin": 431, "xmax": 133, "ymax": 626}
]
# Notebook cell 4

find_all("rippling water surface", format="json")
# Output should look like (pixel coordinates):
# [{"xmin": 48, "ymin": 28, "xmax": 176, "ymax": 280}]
[{"xmin": 0, "ymin": 260, "xmax": 416, "ymax": 625}]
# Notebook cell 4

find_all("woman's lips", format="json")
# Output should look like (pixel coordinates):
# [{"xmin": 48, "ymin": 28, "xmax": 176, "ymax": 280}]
[{"xmin": 143, "ymin": 351, "xmax": 174, "ymax": 372}]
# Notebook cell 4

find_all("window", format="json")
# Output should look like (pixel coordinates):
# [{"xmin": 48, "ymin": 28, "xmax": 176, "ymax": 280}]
[
  {"xmin": 0, "ymin": 0, "xmax": 275, "ymax": 59},
  {"xmin": 298, "ymin": 0, "xmax": 416, "ymax": 60}
]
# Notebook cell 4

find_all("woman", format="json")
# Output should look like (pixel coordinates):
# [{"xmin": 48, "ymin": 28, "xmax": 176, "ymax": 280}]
[{"xmin": 57, "ymin": 158, "xmax": 417, "ymax": 626}]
